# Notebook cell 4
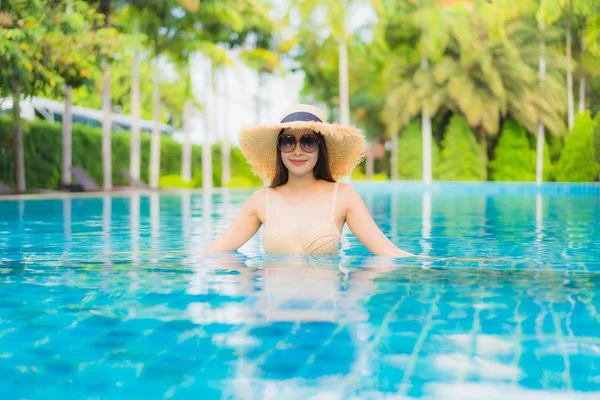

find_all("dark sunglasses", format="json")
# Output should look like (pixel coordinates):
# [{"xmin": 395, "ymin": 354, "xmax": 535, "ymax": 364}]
[{"xmin": 277, "ymin": 133, "xmax": 320, "ymax": 153}]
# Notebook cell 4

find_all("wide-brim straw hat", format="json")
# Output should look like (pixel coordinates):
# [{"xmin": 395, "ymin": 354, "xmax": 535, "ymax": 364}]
[{"xmin": 239, "ymin": 104, "xmax": 366, "ymax": 181}]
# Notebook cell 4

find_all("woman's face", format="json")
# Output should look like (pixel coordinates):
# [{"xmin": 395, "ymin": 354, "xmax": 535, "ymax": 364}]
[{"xmin": 279, "ymin": 128, "xmax": 319, "ymax": 178}]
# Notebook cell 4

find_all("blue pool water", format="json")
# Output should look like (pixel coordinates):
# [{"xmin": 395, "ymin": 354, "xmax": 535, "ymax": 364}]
[{"xmin": 0, "ymin": 182, "xmax": 599, "ymax": 399}]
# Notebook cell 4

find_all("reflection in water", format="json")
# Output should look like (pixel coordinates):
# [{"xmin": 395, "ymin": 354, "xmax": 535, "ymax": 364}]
[
  {"xmin": 222, "ymin": 187, "xmax": 230, "ymax": 216},
  {"xmin": 536, "ymin": 192, "xmax": 543, "ymax": 242},
  {"xmin": 203, "ymin": 186, "xmax": 213, "ymax": 233},
  {"xmin": 150, "ymin": 193, "xmax": 159, "ymax": 239},
  {"xmin": 62, "ymin": 198, "xmax": 71, "ymax": 253},
  {"xmin": 421, "ymin": 190, "xmax": 432, "ymax": 257},
  {"xmin": 18, "ymin": 199, "xmax": 24, "ymax": 221},
  {"xmin": 180, "ymin": 253, "xmax": 600, "ymax": 398},
  {"xmin": 198, "ymin": 254, "xmax": 390, "ymax": 398},
  {"xmin": 103, "ymin": 194, "xmax": 111, "ymax": 266},
  {"xmin": 391, "ymin": 191, "xmax": 398, "ymax": 244},
  {"xmin": 182, "ymin": 191, "xmax": 191, "ymax": 242},
  {"xmin": 130, "ymin": 193, "xmax": 140, "ymax": 265}
]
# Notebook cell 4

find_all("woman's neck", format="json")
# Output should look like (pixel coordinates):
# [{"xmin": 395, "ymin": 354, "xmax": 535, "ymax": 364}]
[{"xmin": 284, "ymin": 174, "xmax": 319, "ymax": 192}]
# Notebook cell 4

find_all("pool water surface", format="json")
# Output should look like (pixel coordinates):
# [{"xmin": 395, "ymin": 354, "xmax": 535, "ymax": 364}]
[{"xmin": 0, "ymin": 182, "xmax": 599, "ymax": 399}]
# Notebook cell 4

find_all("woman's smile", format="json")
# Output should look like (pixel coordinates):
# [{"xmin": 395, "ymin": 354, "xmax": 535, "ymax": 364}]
[{"xmin": 290, "ymin": 159, "xmax": 307, "ymax": 166}]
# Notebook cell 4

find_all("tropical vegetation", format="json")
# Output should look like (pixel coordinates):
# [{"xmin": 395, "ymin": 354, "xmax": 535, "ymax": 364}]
[{"xmin": 1, "ymin": 0, "xmax": 600, "ymax": 192}]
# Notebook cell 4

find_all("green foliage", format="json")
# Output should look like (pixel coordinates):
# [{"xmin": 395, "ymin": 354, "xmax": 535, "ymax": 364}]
[
  {"xmin": 159, "ymin": 174, "xmax": 195, "ymax": 189},
  {"xmin": 396, "ymin": 120, "xmax": 440, "ymax": 180},
  {"xmin": 0, "ymin": 0, "xmax": 118, "ymax": 97},
  {"xmin": 438, "ymin": 115, "xmax": 486, "ymax": 181},
  {"xmin": 489, "ymin": 119, "xmax": 552, "ymax": 181},
  {"xmin": 227, "ymin": 176, "xmax": 258, "ymax": 188},
  {"xmin": 0, "ymin": 0, "xmax": 56, "ymax": 97},
  {"xmin": 0, "ymin": 118, "xmax": 259, "ymax": 189},
  {"xmin": 554, "ymin": 111, "xmax": 600, "ymax": 182},
  {"xmin": 351, "ymin": 170, "xmax": 389, "ymax": 181},
  {"xmin": 594, "ymin": 112, "xmax": 600, "ymax": 165}
]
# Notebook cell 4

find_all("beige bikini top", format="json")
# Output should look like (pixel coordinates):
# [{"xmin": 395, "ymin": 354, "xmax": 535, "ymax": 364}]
[{"xmin": 262, "ymin": 182, "xmax": 342, "ymax": 255}]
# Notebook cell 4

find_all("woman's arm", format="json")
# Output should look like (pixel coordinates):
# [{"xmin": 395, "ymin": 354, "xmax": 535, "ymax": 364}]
[
  {"xmin": 340, "ymin": 184, "xmax": 414, "ymax": 257},
  {"xmin": 202, "ymin": 189, "xmax": 264, "ymax": 253}
]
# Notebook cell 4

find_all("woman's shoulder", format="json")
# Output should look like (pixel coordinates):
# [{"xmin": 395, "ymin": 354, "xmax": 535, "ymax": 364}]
[
  {"xmin": 334, "ymin": 181, "xmax": 361, "ymax": 208},
  {"xmin": 248, "ymin": 187, "xmax": 269, "ymax": 203},
  {"xmin": 239, "ymin": 187, "xmax": 269, "ymax": 219},
  {"xmin": 335, "ymin": 181, "xmax": 357, "ymax": 195}
]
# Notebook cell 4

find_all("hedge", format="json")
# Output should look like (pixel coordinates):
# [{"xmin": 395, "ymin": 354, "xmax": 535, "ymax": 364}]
[
  {"xmin": 0, "ymin": 117, "xmax": 262, "ymax": 190},
  {"xmin": 594, "ymin": 112, "xmax": 600, "ymax": 166},
  {"xmin": 396, "ymin": 120, "xmax": 441, "ymax": 180},
  {"xmin": 489, "ymin": 119, "xmax": 552, "ymax": 181},
  {"xmin": 554, "ymin": 111, "xmax": 600, "ymax": 182},
  {"xmin": 437, "ymin": 115, "xmax": 486, "ymax": 181}
]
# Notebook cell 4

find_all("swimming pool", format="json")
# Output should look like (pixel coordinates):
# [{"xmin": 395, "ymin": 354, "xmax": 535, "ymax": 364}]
[{"xmin": 0, "ymin": 182, "xmax": 599, "ymax": 399}]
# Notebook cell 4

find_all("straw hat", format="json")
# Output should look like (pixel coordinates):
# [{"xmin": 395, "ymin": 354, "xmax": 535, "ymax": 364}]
[{"xmin": 239, "ymin": 104, "xmax": 366, "ymax": 181}]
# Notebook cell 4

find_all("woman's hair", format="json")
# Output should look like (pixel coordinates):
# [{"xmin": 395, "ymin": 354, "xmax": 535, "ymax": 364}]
[{"xmin": 270, "ymin": 130, "xmax": 335, "ymax": 188}]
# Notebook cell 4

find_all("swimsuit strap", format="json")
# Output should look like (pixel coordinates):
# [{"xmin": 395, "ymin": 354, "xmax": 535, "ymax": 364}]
[
  {"xmin": 329, "ymin": 182, "xmax": 339, "ymax": 222},
  {"xmin": 265, "ymin": 188, "xmax": 271, "ymax": 224}
]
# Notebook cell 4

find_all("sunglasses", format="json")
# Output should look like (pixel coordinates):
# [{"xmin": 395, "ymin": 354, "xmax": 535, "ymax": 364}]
[{"xmin": 277, "ymin": 133, "xmax": 320, "ymax": 153}]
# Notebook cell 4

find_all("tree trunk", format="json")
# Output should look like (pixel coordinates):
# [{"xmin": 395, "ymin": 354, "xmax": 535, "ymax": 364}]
[
  {"xmin": 150, "ymin": 60, "xmax": 161, "ymax": 189},
  {"xmin": 130, "ymin": 46, "xmax": 141, "ymax": 182},
  {"xmin": 102, "ymin": 64, "xmax": 112, "ymax": 190},
  {"xmin": 536, "ymin": 122, "xmax": 545, "ymax": 185},
  {"xmin": 391, "ymin": 127, "xmax": 399, "ymax": 181},
  {"xmin": 182, "ymin": 99, "xmax": 193, "ymax": 181},
  {"xmin": 62, "ymin": 1, "xmax": 73, "ymax": 189},
  {"xmin": 421, "ymin": 56, "xmax": 432, "ymax": 185},
  {"xmin": 221, "ymin": 69, "xmax": 231, "ymax": 187},
  {"xmin": 579, "ymin": 38, "xmax": 585, "ymax": 114},
  {"xmin": 202, "ymin": 58, "xmax": 213, "ymax": 190},
  {"xmin": 566, "ymin": 20, "xmax": 574, "ymax": 130},
  {"xmin": 255, "ymin": 71, "xmax": 262, "ymax": 124},
  {"xmin": 479, "ymin": 130, "xmax": 489, "ymax": 180},
  {"xmin": 536, "ymin": 19, "xmax": 546, "ymax": 186},
  {"xmin": 366, "ymin": 147, "xmax": 374, "ymax": 180},
  {"xmin": 338, "ymin": 38, "xmax": 350, "ymax": 126},
  {"xmin": 478, "ymin": 128, "xmax": 488, "ymax": 165},
  {"xmin": 99, "ymin": 0, "xmax": 111, "ymax": 191},
  {"xmin": 339, "ymin": 37, "xmax": 351, "ymax": 182},
  {"xmin": 12, "ymin": 84, "xmax": 26, "ymax": 193},
  {"xmin": 62, "ymin": 85, "xmax": 73, "ymax": 188}
]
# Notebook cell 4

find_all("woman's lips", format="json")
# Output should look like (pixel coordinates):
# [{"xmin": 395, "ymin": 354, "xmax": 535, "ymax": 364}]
[{"xmin": 290, "ymin": 160, "xmax": 307, "ymax": 165}]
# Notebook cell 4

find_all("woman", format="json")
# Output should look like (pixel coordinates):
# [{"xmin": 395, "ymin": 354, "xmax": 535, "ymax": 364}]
[{"xmin": 203, "ymin": 104, "xmax": 413, "ymax": 257}]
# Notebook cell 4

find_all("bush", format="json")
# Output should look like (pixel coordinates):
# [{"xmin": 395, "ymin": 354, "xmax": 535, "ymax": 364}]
[
  {"xmin": 437, "ymin": 115, "xmax": 486, "ymax": 181},
  {"xmin": 594, "ymin": 113, "xmax": 600, "ymax": 166},
  {"xmin": 396, "ymin": 120, "xmax": 440, "ymax": 180},
  {"xmin": 554, "ymin": 112, "xmax": 600, "ymax": 182},
  {"xmin": 227, "ymin": 176, "xmax": 258, "ymax": 188},
  {"xmin": 489, "ymin": 119, "xmax": 552, "ymax": 181},
  {"xmin": 351, "ymin": 169, "xmax": 388, "ymax": 181},
  {"xmin": 159, "ymin": 174, "xmax": 195, "ymax": 189},
  {"xmin": 0, "ymin": 118, "xmax": 259, "ymax": 189}
]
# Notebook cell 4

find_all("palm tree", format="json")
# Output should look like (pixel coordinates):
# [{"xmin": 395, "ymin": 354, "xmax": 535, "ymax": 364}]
[
  {"xmin": 384, "ymin": 0, "xmax": 566, "ymax": 180},
  {"xmin": 484, "ymin": 0, "xmax": 567, "ymax": 183},
  {"xmin": 290, "ymin": 0, "xmax": 373, "ymax": 124},
  {"xmin": 381, "ymin": 1, "xmax": 452, "ymax": 183},
  {"xmin": 57, "ymin": 1, "xmax": 116, "ymax": 190},
  {"xmin": 130, "ymin": 0, "xmax": 188, "ymax": 189}
]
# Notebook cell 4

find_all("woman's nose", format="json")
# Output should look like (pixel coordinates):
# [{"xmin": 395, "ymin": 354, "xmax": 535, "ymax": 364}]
[{"xmin": 292, "ymin": 141, "xmax": 303, "ymax": 154}]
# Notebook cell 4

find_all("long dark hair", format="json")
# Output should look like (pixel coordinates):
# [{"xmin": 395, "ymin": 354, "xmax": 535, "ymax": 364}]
[{"xmin": 270, "ymin": 130, "xmax": 335, "ymax": 188}]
